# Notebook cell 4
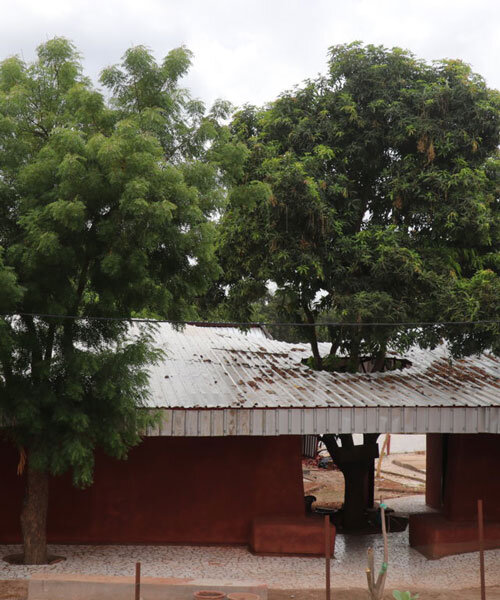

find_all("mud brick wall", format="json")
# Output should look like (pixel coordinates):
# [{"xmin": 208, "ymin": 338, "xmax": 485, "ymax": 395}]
[
  {"xmin": 443, "ymin": 433, "xmax": 500, "ymax": 522},
  {"xmin": 0, "ymin": 435, "xmax": 304, "ymax": 544},
  {"xmin": 426, "ymin": 433, "xmax": 500, "ymax": 521}
]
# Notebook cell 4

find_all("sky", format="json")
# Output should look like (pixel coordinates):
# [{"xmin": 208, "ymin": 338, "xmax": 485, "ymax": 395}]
[{"xmin": 1, "ymin": 0, "xmax": 499, "ymax": 110}]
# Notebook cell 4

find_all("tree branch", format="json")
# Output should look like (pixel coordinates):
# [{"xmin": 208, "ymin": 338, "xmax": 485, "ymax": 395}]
[
  {"xmin": 63, "ymin": 255, "xmax": 91, "ymax": 352},
  {"xmin": 303, "ymin": 304, "xmax": 322, "ymax": 370},
  {"xmin": 22, "ymin": 315, "xmax": 43, "ymax": 383},
  {"xmin": 43, "ymin": 322, "xmax": 57, "ymax": 366}
]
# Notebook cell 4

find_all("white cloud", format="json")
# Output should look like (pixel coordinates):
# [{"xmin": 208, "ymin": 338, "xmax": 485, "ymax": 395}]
[{"xmin": 1, "ymin": 0, "xmax": 498, "ymax": 108}]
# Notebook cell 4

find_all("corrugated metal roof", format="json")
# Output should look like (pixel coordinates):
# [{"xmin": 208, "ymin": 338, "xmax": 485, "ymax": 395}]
[{"xmin": 143, "ymin": 323, "xmax": 500, "ymax": 411}]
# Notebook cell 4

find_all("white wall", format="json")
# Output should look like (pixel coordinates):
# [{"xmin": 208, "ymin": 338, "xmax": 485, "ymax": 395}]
[{"xmin": 352, "ymin": 433, "xmax": 426, "ymax": 454}]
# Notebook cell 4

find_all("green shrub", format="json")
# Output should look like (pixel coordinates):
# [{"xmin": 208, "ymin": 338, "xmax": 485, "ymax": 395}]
[{"xmin": 393, "ymin": 592, "xmax": 419, "ymax": 600}]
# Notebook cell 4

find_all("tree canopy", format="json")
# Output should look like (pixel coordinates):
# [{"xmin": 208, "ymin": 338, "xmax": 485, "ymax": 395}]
[
  {"xmin": 1, "ymin": 37, "xmax": 499, "ymax": 552},
  {"xmin": 0, "ymin": 38, "xmax": 224, "ymax": 562},
  {"xmin": 216, "ymin": 42, "xmax": 500, "ymax": 368}
]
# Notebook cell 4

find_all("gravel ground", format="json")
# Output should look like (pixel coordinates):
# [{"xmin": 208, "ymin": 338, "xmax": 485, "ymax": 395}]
[
  {"xmin": 1, "ymin": 496, "xmax": 498, "ymax": 592},
  {"xmin": 2, "ymin": 538, "xmax": 499, "ymax": 590}
]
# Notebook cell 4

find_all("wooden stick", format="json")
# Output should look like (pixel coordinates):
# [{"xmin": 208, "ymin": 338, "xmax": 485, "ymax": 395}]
[
  {"xmin": 478, "ymin": 500, "xmax": 486, "ymax": 600},
  {"xmin": 366, "ymin": 503, "xmax": 390, "ymax": 599},
  {"xmin": 324, "ymin": 515, "xmax": 331, "ymax": 600},
  {"xmin": 366, "ymin": 568, "xmax": 373, "ymax": 596},
  {"xmin": 367, "ymin": 547, "xmax": 375, "ymax": 593},
  {"xmin": 374, "ymin": 503, "xmax": 389, "ymax": 599},
  {"xmin": 135, "ymin": 561, "xmax": 141, "ymax": 600}
]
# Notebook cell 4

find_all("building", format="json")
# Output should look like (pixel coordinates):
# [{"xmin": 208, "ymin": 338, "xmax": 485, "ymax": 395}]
[{"xmin": 1, "ymin": 323, "xmax": 499, "ymax": 557}]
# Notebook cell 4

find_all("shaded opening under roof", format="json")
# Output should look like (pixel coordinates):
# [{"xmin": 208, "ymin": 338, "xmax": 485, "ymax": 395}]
[{"xmin": 301, "ymin": 354, "xmax": 413, "ymax": 374}]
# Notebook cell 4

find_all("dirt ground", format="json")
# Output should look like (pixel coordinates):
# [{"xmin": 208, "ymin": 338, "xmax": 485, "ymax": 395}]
[
  {"xmin": 303, "ymin": 452, "xmax": 425, "ymax": 510},
  {"xmin": 269, "ymin": 588, "xmax": 500, "ymax": 599},
  {"xmin": 0, "ymin": 580, "xmax": 25, "ymax": 600},
  {"xmin": 2, "ymin": 580, "xmax": 499, "ymax": 600}
]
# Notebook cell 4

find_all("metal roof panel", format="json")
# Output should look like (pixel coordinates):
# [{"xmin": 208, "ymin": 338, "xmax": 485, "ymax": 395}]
[{"xmin": 140, "ymin": 324, "xmax": 500, "ymax": 411}]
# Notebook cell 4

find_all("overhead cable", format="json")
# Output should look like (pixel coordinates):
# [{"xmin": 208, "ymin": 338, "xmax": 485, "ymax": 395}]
[{"xmin": 1, "ymin": 312, "xmax": 499, "ymax": 327}]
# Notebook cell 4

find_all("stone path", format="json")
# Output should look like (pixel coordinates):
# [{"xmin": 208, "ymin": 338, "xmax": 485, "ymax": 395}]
[
  {"xmin": 376, "ymin": 454, "xmax": 426, "ymax": 497},
  {"xmin": 392, "ymin": 453, "xmax": 426, "ymax": 475}
]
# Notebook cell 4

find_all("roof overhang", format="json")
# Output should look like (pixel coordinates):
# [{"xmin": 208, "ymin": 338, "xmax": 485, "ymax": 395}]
[{"xmin": 146, "ymin": 405, "xmax": 500, "ymax": 436}]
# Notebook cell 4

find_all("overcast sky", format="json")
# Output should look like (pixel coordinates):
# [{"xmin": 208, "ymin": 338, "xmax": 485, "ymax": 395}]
[{"xmin": 1, "ymin": 0, "xmax": 499, "ymax": 109}]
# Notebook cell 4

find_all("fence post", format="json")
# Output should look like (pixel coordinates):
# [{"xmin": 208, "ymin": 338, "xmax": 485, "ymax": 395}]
[
  {"xmin": 325, "ymin": 515, "xmax": 331, "ymax": 600},
  {"xmin": 478, "ymin": 500, "xmax": 486, "ymax": 600},
  {"xmin": 135, "ymin": 561, "xmax": 141, "ymax": 600}
]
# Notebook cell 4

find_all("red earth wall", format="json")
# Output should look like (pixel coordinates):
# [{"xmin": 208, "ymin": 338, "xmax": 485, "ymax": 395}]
[
  {"xmin": 443, "ymin": 433, "xmax": 500, "ymax": 521},
  {"xmin": 426, "ymin": 433, "xmax": 500, "ymax": 519},
  {"xmin": 414, "ymin": 433, "xmax": 500, "ymax": 558},
  {"xmin": 425, "ymin": 433, "xmax": 444, "ymax": 509},
  {"xmin": 0, "ymin": 435, "xmax": 305, "ymax": 545}
]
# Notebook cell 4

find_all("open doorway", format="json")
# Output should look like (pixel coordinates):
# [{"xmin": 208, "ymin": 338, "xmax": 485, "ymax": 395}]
[{"xmin": 302, "ymin": 434, "xmax": 426, "ymax": 529}]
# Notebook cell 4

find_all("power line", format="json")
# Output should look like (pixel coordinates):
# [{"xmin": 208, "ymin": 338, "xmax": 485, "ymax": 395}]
[{"xmin": 1, "ymin": 312, "xmax": 499, "ymax": 327}]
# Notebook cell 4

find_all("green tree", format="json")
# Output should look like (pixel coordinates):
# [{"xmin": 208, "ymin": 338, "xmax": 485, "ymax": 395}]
[
  {"xmin": 0, "ymin": 38, "xmax": 221, "ymax": 563},
  {"xmin": 216, "ymin": 43, "xmax": 500, "ymax": 528}
]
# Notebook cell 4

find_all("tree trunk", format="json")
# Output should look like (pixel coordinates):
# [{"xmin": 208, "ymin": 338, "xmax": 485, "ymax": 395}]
[
  {"xmin": 340, "ymin": 459, "xmax": 372, "ymax": 529},
  {"xmin": 322, "ymin": 433, "xmax": 379, "ymax": 530},
  {"xmin": 20, "ymin": 462, "xmax": 49, "ymax": 564},
  {"xmin": 303, "ymin": 307, "xmax": 322, "ymax": 370}
]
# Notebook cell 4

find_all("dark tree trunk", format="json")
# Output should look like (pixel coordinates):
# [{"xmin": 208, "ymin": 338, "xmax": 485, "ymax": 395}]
[
  {"xmin": 309, "ymin": 332, "xmax": 323, "ymax": 371},
  {"xmin": 303, "ymin": 306, "xmax": 322, "ymax": 370},
  {"xmin": 340, "ymin": 460, "xmax": 372, "ymax": 529},
  {"xmin": 20, "ymin": 462, "xmax": 49, "ymax": 564},
  {"xmin": 327, "ymin": 325, "xmax": 342, "ymax": 358},
  {"xmin": 322, "ymin": 433, "xmax": 379, "ymax": 530}
]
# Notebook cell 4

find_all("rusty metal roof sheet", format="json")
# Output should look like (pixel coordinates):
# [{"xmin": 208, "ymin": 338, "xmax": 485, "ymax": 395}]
[{"xmin": 143, "ymin": 323, "xmax": 500, "ymax": 411}]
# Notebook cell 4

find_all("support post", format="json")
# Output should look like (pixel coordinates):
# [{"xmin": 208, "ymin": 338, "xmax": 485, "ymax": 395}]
[
  {"xmin": 135, "ymin": 562, "xmax": 141, "ymax": 600},
  {"xmin": 324, "ymin": 515, "xmax": 331, "ymax": 600},
  {"xmin": 478, "ymin": 500, "xmax": 486, "ymax": 600}
]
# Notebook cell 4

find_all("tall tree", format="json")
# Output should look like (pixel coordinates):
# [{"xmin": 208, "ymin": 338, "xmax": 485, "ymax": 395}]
[
  {"xmin": 216, "ymin": 43, "xmax": 500, "ymax": 528},
  {"xmin": 0, "ymin": 38, "xmax": 221, "ymax": 562}
]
